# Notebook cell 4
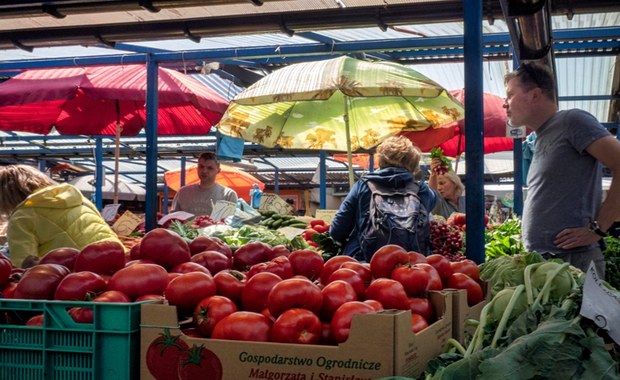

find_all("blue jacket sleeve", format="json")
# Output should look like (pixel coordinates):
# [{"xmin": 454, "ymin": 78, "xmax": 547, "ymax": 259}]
[{"xmin": 329, "ymin": 181, "xmax": 365, "ymax": 244}]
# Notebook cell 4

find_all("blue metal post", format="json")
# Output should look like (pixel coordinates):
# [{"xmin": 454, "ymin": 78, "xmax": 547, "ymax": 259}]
[
  {"xmin": 464, "ymin": 0, "xmax": 485, "ymax": 264},
  {"xmin": 511, "ymin": 56, "xmax": 524, "ymax": 216},
  {"xmin": 320, "ymin": 150, "xmax": 327, "ymax": 209},
  {"xmin": 95, "ymin": 138, "xmax": 104, "ymax": 210},
  {"xmin": 145, "ymin": 57, "xmax": 159, "ymax": 231},
  {"xmin": 274, "ymin": 168, "xmax": 280, "ymax": 195}
]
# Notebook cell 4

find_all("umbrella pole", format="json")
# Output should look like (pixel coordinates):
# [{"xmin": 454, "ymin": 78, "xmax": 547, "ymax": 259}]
[
  {"xmin": 344, "ymin": 98, "xmax": 355, "ymax": 188},
  {"xmin": 113, "ymin": 121, "xmax": 121, "ymax": 205}
]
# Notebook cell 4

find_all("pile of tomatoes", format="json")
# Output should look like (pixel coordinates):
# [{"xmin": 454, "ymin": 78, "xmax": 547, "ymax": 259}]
[
  {"xmin": 0, "ymin": 228, "xmax": 484, "ymax": 345},
  {"xmin": 300, "ymin": 219, "xmax": 330, "ymax": 248}
]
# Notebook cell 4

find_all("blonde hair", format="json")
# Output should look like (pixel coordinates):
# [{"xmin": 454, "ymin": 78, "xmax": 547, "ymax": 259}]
[
  {"xmin": 376, "ymin": 136, "xmax": 422, "ymax": 174},
  {"xmin": 0, "ymin": 165, "xmax": 57, "ymax": 218},
  {"xmin": 441, "ymin": 171, "xmax": 465, "ymax": 197}
]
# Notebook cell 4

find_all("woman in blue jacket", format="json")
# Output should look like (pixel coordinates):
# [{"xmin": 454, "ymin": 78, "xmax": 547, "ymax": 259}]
[{"xmin": 329, "ymin": 136, "xmax": 437, "ymax": 262}]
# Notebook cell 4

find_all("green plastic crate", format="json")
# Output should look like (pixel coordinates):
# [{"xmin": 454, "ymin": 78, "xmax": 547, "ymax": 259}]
[{"xmin": 0, "ymin": 299, "xmax": 143, "ymax": 380}]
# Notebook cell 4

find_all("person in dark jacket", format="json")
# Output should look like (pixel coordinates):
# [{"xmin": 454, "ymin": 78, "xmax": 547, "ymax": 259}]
[{"xmin": 329, "ymin": 136, "xmax": 437, "ymax": 261}]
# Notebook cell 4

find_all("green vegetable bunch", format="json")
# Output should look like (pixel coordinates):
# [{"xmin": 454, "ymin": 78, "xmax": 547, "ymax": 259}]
[
  {"xmin": 424, "ymin": 256, "xmax": 620, "ymax": 380},
  {"xmin": 484, "ymin": 217, "xmax": 525, "ymax": 260}
]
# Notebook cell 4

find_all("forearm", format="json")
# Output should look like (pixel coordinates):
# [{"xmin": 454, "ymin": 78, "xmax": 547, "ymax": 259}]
[
  {"xmin": 428, "ymin": 172, "xmax": 438, "ymax": 190},
  {"xmin": 597, "ymin": 176, "xmax": 620, "ymax": 232}
]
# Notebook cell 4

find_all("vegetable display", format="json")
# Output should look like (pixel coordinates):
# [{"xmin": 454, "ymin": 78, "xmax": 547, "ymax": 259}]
[{"xmin": 423, "ymin": 254, "xmax": 619, "ymax": 379}]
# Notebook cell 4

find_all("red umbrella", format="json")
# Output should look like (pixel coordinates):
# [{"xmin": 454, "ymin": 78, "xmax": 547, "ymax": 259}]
[
  {"xmin": 0, "ymin": 64, "xmax": 229, "ymax": 135},
  {"xmin": 0, "ymin": 64, "xmax": 229, "ymax": 204},
  {"xmin": 399, "ymin": 89, "xmax": 514, "ymax": 157},
  {"xmin": 438, "ymin": 89, "xmax": 513, "ymax": 157}
]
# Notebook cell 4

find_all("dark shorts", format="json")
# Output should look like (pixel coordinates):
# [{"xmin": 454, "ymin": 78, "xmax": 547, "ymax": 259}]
[{"xmin": 541, "ymin": 246, "xmax": 605, "ymax": 277}]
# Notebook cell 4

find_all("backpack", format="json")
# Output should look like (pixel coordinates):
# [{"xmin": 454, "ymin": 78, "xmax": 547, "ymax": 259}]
[{"xmin": 359, "ymin": 179, "xmax": 430, "ymax": 261}]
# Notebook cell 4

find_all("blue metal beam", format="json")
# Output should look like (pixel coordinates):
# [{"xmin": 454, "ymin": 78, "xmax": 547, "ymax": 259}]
[{"xmin": 1, "ymin": 27, "xmax": 618, "ymax": 71}]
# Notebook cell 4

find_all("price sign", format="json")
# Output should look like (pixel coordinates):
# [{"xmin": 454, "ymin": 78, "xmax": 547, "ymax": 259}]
[
  {"xmin": 101, "ymin": 204, "xmax": 122, "ymax": 222},
  {"xmin": 580, "ymin": 261, "xmax": 620, "ymax": 344},
  {"xmin": 277, "ymin": 226, "xmax": 306, "ymax": 240},
  {"xmin": 112, "ymin": 210, "xmax": 143, "ymax": 236},
  {"xmin": 211, "ymin": 200, "xmax": 237, "ymax": 221},
  {"xmin": 260, "ymin": 193, "xmax": 293, "ymax": 215},
  {"xmin": 315, "ymin": 209, "xmax": 338, "ymax": 224}
]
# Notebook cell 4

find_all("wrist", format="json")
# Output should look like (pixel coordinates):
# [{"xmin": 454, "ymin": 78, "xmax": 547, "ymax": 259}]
[{"xmin": 589, "ymin": 220, "xmax": 607, "ymax": 238}]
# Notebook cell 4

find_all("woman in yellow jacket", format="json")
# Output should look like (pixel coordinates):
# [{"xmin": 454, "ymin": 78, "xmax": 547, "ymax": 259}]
[{"xmin": 0, "ymin": 164, "xmax": 123, "ymax": 268}]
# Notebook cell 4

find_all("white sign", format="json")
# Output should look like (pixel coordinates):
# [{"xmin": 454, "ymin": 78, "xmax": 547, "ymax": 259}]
[
  {"xmin": 101, "ymin": 203, "xmax": 121, "ymax": 222},
  {"xmin": 111, "ymin": 210, "xmax": 143, "ymax": 236},
  {"xmin": 579, "ymin": 262, "xmax": 620, "ymax": 344},
  {"xmin": 158, "ymin": 211, "xmax": 195, "ymax": 226},
  {"xmin": 211, "ymin": 200, "xmax": 237, "ymax": 222}
]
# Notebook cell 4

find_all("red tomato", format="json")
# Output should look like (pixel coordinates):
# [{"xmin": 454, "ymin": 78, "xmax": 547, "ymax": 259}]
[
  {"xmin": 211, "ymin": 311, "xmax": 272, "ymax": 342},
  {"xmin": 1, "ymin": 281, "xmax": 18, "ymax": 299},
  {"xmin": 407, "ymin": 251, "xmax": 427, "ymax": 264},
  {"xmin": 339, "ymin": 261, "xmax": 372, "ymax": 287},
  {"xmin": 189, "ymin": 236, "xmax": 232, "ymax": 258},
  {"xmin": 213, "ymin": 270, "xmax": 246, "ymax": 305},
  {"xmin": 164, "ymin": 272, "xmax": 217, "ymax": 315},
  {"xmin": 446, "ymin": 272, "xmax": 484, "ymax": 306},
  {"xmin": 135, "ymin": 294, "xmax": 165, "ymax": 302},
  {"xmin": 313, "ymin": 224, "xmax": 329, "ymax": 233},
  {"xmin": 171, "ymin": 261, "xmax": 212, "ymax": 275},
  {"xmin": 0, "ymin": 256, "xmax": 13, "ymax": 288},
  {"xmin": 73, "ymin": 240, "xmax": 126, "ymax": 276},
  {"xmin": 177, "ymin": 344, "xmax": 223, "ymax": 380},
  {"xmin": 26, "ymin": 314, "xmax": 44, "ymax": 326},
  {"xmin": 146, "ymin": 330, "xmax": 190, "ymax": 380},
  {"xmin": 364, "ymin": 278, "xmax": 410, "ymax": 310},
  {"xmin": 108, "ymin": 263, "xmax": 169, "ymax": 301},
  {"xmin": 241, "ymin": 272, "xmax": 282, "ymax": 312},
  {"xmin": 309, "ymin": 219, "xmax": 326, "ymax": 227},
  {"xmin": 287, "ymin": 249, "xmax": 324, "ymax": 281},
  {"xmin": 193, "ymin": 295, "xmax": 238, "ymax": 337},
  {"xmin": 69, "ymin": 290, "xmax": 131, "ymax": 324},
  {"xmin": 271, "ymin": 308, "xmax": 322, "ymax": 344},
  {"xmin": 426, "ymin": 254, "xmax": 454, "ymax": 286},
  {"xmin": 330, "ymin": 301, "xmax": 376, "ymax": 343},
  {"xmin": 414, "ymin": 263, "xmax": 443, "ymax": 291},
  {"xmin": 53, "ymin": 271, "xmax": 107, "ymax": 301},
  {"xmin": 320, "ymin": 256, "xmax": 357, "ymax": 285},
  {"xmin": 94, "ymin": 290, "xmax": 131, "ymax": 302},
  {"xmin": 363, "ymin": 299, "xmax": 384, "ymax": 312},
  {"xmin": 232, "ymin": 241, "xmax": 272, "ymax": 271},
  {"xmin": 14, "ymin": 264, "xmax": 71, "ymax": 300},
  {"xmin": 369, "ymin": 244, "xmax": 409, "ymax": 279},
  {"xmin": 266, "ymin": 277, "xmax": 323, "ymax": 318},
  {"xmin": 411, "ymin": 313, "xmax": 429, "ymax": 334},
  {"xmin": 191, "ymin": 251, "xmax": 231, "ymax": 275},
  {"xmin": 320, "ymin": 280, "xmax": 357, "ymax": 321},
  {"xmin": 408, "ymin": 297, "xmax": 434, "ymax": 323},
  {"xmin": 326, "ymin": 268, "xmax": 365, "ymax": 299},
  {"xmin": 38, "ymin": 247, "xmax": 79, "ymax": 271},
  {"xmin": 247, "ymin": 256, "xmax": 294, "ymax": 280},
  {"xmin": 267, "ymin": 245, "xmax": 291, "ymax": 260},
  {"xmin": 140, "ymin": 228, "xmax": 192, "ymax": 271},
  {"xmin": 129, "ymin": 243, "xmax": 142, "ymax": 261},
  {"xmin": 391, "ymin": 265, "xmax": 430, "ymax": 297},
  {"xmin": 450, "ymin": 259, "xmax": 480, "ymax": 281}
]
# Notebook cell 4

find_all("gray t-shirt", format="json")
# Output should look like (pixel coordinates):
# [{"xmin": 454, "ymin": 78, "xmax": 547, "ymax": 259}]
[
  {"xmin": 522, "ymin": 109, "xmax": 610, "ymax": 254},
  {"xmin": 171, "ymin": 183, "xmax": 238, "ymax": 217}
]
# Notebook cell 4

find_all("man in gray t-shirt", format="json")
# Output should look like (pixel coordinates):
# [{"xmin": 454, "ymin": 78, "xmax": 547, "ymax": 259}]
[
  {"xmin": 171, "ymin": 152, "xmax": 238, "ymax": 218},
  {"xmin": 504, "ymin": 62, "xmax": 620, "ymax": 276}
]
